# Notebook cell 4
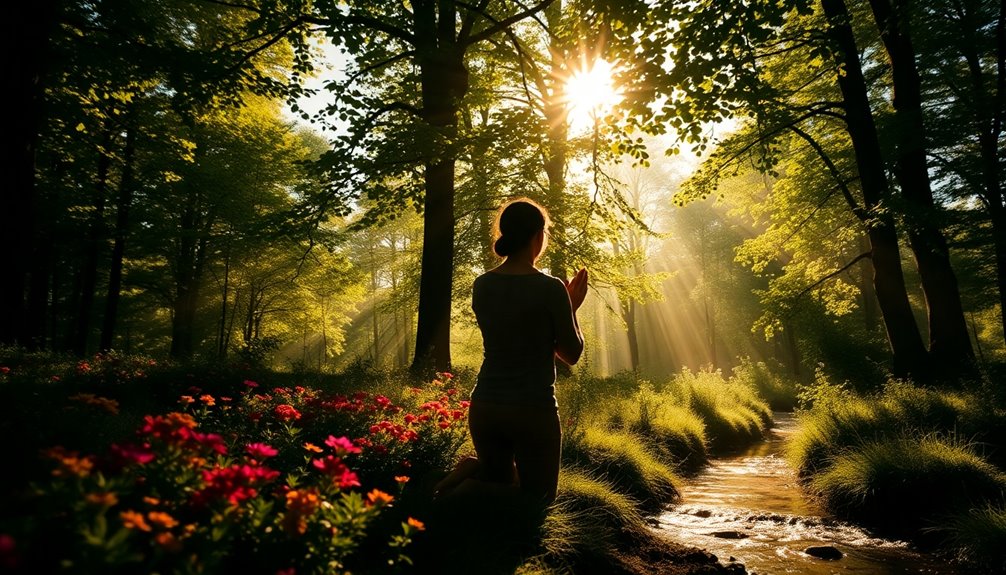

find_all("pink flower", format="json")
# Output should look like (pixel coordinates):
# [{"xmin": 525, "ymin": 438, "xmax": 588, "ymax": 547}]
[
  {"xmin": 245, "ymin": 443, "xmax": 278, "ymax": 459},
  {"xmin": 243, "ymin": 380, "xmax": 259, "ymax": 388},
  {"xmin": 324, "ymin": 435, "xmax": 361, "ymax": 456},
  {"xmin": 311, "ymin": 456, "xmax": 361, "ymax": 489}
]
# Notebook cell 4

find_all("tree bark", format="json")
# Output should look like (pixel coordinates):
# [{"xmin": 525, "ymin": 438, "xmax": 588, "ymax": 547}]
[
  {"xmin": 821, "ymin": 0, "xmax": 930, "ymax": 378},
  {"xmin": 411, "ymin": 0, "xmax": 467, "ymax": 372},
  {"xmin": 3, "ymin": 1, "xmax": 57, "ymax": 347},
  {"xmin": 73, "ymin": 128, "xmax": 113, "ymax": 356},
  {"xmin": 100, "ymin": 120, "xmax": 136, "ymax": 352},
  {"xmin": 868, "ymin": 0, "xmax": 975, "ymax": 372}
]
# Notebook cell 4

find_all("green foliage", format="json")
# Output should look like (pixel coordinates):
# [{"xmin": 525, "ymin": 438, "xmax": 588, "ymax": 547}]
[
  {"xmin": 789, "ymin": 376, "xmax": 1006, "ymax": 565},
  {"xmin": 810, "ymin": 435, "xmax": 1006, "ymax": 538},
  {"xmin": 538, "ymin": 469, "xmax": 647, "ymax": 564},
  {"xmin": 605, "ymin": 385, "xmax": 708, "ymax": 471},
  {"xmin": 940, "ymin": 504, "xmax": 1006, "ymax": 572},
  {"xmin": 662, "ymin": 367, "xmax": 772, "ymax": 450}
]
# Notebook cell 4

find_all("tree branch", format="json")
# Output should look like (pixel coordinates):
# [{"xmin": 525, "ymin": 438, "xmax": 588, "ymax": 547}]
[
  {"xmin": 464, "ymin": 0, "xmax": 555, "ymax": 46},
  {"xmin": 795, "ymin": 251, "xmax": 873, "ymax": 300},
  {"xmin": 788, "ymin": 124, "xmax": 868, "ymax": 221}
]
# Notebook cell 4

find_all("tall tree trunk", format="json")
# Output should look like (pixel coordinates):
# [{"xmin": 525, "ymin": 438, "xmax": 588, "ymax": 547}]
[
  {"xmin": 100, "ymin": 120, "xmax": 136, "ymax": 352},
  {"xmin": 868, "ymin": 0, "xmax": 975, "ymax": 372},
  {"xmin": 543, "ymin": 1, "xmax": 571, "ymax": 279},
  {"xmin": 954, "ymin": 0, "xmax": 1006, "ymax": 344},
  {"xmin": 217, "ymin": 244, "xmax": 231, "ymax": 359},
  {"xmin": 411, "ymin": 0, "xmax": 466, "ymax": 372},
  {"xmin": 822, "ymin": 0, "xmax": 930, "ymax": 378},
  {"xmin": 4, "ymin": 1, "xmax": 56, "ymax": 346},
  {"xmin": 170, "ymin": 192, "xmax": 208, "ymax": 360},
  {"xmin": 73, "ymin": 128, "xmax": 113, "ymax": 356}
]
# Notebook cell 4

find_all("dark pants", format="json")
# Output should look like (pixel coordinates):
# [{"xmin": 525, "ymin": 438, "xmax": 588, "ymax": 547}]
[{"xmin": 468, "ymin": 400, "xmax": 562, "ymax": 503}]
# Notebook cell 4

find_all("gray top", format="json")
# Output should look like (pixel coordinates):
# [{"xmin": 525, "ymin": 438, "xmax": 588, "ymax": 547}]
[{"xmin": 470, "ymin": 270, "xmax": 579, "ymax": 408}]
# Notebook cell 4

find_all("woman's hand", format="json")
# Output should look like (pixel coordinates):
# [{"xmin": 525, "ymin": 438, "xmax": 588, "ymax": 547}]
[{"xmin": 563, "ymin": 268, "xmax": 588, "ymax": 312}]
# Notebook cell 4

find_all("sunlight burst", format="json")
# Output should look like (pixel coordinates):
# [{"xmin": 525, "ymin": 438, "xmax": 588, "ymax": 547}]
[{"xmin": 564, "ymin": 58, "xmax": 622, "ymax": 132}]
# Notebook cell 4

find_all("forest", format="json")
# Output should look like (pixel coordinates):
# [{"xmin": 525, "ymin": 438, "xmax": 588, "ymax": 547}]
[{"xmin": 1, "ymin": 0, "xmax": 1004, "ymax": 574}]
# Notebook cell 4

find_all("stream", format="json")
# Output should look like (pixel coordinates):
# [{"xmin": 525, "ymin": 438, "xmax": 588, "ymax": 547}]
[{"xmin": 655, "ymin": 412, "xmax": 962, "ymax": 574}]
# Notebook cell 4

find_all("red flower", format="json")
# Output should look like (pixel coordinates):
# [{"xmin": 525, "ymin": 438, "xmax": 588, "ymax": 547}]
[
  {"xmin": 243, "ymin": 380, "xmax": 259, "ymax": 388},
  {"xmin": 110, "ymin": 442, "xmax": 156, "ymax": 465},
  {"xmin": 274, "ymin": 404, "xmax": 302, "ymax": 421}
]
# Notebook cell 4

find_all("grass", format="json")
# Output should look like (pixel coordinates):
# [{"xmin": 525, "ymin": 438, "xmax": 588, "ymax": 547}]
[
  {"xmin": 789, "ymin": 376, "xmax": 1006, "ymax": 568},
  {"xmin": 661, "ymin": 367, "xmax": 772, "ymax": 451},
  {"xmin": 940, "ymin": 504, "xmax": 1006, "ymax": 572},
  {"xmin": 561, "ymin": 425, "xmax": 680, "ymax": 508},
  {"xmin": 604, "ymin": 387, "xmax": 708, "ymax": 471}
]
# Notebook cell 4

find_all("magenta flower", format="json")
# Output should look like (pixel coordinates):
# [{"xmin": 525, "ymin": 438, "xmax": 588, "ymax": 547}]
[
  {"xmin": 245, "ymin": 442, "xmax": 278, "ymax": 459},
  {"xmin": 324, "ymin": 435, "xmax": 362, "ymax": 456}
]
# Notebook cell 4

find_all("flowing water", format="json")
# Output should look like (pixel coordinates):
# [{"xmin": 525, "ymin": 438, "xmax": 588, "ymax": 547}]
[{"xmin": 655, "ymin": 412, "xmax": 962, "ymax": 575}]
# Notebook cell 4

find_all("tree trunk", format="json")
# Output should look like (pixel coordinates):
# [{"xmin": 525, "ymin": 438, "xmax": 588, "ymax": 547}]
[
  {"xmin": 100, "ymin": 120, "xmax": 136, "ymax": 352},
  {"xmin": 822, "ymin": 0, "xmax": 930, "ymax": 378},
  {"xmin": 543, "ymin": 1, "xmax": 570, "ymax": 279},
  {"xmin": 868, "ymin": 0, "xmax": 975, "ymax": 372},
  {"xmin": 73, "ymin": 128, "xmax": 113, "ymax": 356},
  {"xmin": 3, "ymin": 1, "xmax": 56, "ymax": 347},
  {"xmin": 954, "ymin": 0, "xmax": 1006, "ymax": 344},
  {"xmin": 411, "ymin": 0, "xmax": 467, "ymax": 372}
]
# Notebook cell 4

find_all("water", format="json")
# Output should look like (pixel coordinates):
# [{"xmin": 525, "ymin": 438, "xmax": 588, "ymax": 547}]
[{"xmin": 655, "ymin": 412, "xmax": 962, "ymax": 575}]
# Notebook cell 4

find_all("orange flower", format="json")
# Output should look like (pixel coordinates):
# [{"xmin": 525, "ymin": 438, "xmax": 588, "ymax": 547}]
[
  {"xmin": 154, "ymin": 531, "xmax": 182, "ymax": 552},
  {"xmin": 85, "ymin": 492, "xmax": 119, "ymax": 507},
  {"xmin": 394, "ymin": 475, "xmax": 410, "ymax": 484},
  {"xmin": 143, "ymin": 496, "xmax": 161, "ymax": 506},
  {"xmin": 120, "ymin": 510, "xmax": 152, "ymax": 532},
  {"xmin": 366, "ymin": 489, "xmax": 394, "ymax": 507},
  {"xmin": 147, "ymin": 511, "xmax": 179, "ymax": 529},
  {"xmin": 303, "ymin": 442, "xmax": 323, "ymax": 453},
  {"xmin": 406, "ymin": 517, "xmax": 425, "ymax": 531},
  {"xmin": 282, "ymin": 489, "xmax": 321, "ymax": 536},
  {"xmin": 199, "ymin": 394, "xmax": 216, "ymax": 407},
  {"xmin": 42, "ymin": 447, "xmax": 95, "ymax": 478},
  {"xmin": 179, "ymin": 395, "xmax": 195, "ymax": 405}
]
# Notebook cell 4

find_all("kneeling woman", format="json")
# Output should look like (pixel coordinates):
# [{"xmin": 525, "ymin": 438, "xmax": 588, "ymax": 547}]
[{"xmin": 443, "ymin": 198, "xmax": 587, "ymax": 504}]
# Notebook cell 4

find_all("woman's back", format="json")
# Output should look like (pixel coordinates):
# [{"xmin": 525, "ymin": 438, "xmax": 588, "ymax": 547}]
[{"xmin": 471, "ymin": 270, "xmax": 572, "ymax": 408}]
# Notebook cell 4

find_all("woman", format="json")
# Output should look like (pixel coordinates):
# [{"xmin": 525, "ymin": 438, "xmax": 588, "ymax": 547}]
[{"xmin": 438, "ymin": 198, "xmax": 587, "ymax": 504}]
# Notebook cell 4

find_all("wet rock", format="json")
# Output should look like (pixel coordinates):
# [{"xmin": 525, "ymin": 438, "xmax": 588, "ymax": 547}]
[
  {"xmin": 710, "ymin": 530, "xmax": 749, "ymax": 539},
  {"xmin": 694, "ymin": 509, "xmax": 713, "ymax": 518},
  {"xmin": 804, "ymin": 545, "xmax": 843, "ymax": 560}
]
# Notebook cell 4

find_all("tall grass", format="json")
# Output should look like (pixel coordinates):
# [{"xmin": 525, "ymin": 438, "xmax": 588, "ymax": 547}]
[
  {"xmin": 561, "ymin": 425, "xmax": 680, "ymax": 507},
  {"xmin": 789, "ymin": 376, "xmax": 1006, "ymax": 567},
  {"xmin": 604, "ymin": 386, "xmax": 708, "ymax": 470},
  {"xmin": 661, "ymin": 367, "xmax": 772, "ymax": 450},
  {"xmin": 941, "ymin": 504, "xmax": 1006, "ymax": 572},
  {"xmin": 811, "ymin": 435, "xmax": 1006, "ymax": 535}
]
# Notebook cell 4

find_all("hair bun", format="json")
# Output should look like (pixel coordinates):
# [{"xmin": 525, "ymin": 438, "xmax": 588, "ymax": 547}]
[{"xmin": 494, "ymin": 235, "xmax": 514, "ymax": 257}]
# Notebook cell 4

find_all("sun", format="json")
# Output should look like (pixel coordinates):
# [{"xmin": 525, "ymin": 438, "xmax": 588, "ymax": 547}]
[{"xmin": 564, "ymin": 58, "xmax": 622, "ymax": 132}]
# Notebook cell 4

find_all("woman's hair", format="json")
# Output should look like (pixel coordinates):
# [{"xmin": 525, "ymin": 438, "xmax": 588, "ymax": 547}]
[{"xmin": 493, "ymin": 198, "xmax": 551, "ymax": 258}]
